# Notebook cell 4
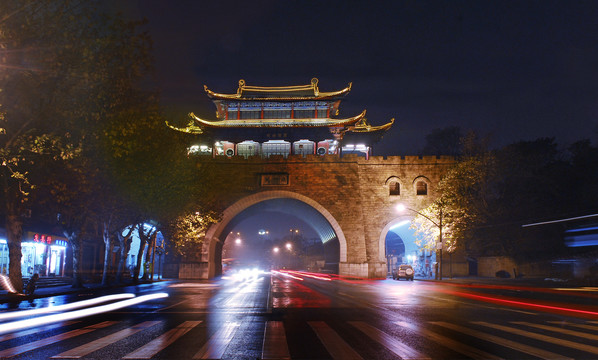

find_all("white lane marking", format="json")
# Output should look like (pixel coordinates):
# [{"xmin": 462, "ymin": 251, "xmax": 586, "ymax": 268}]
[
  {"xmin": 394, "ymin": 321, "xmax": 504, "ymax": 360},
  {"xmin": 51, "ymin": 321, "xmax": 161, "ymax": 358},
  {"xmin": 262, "ymin": 321, "xmax": 291, "ymax": 360},
  {"xmin": 432, "ymin": 321, "xmax": 572, "ymax": 360},
  {"xmin": 122, "ymin": 320, "xmax": 202, "ymax": 359},
  {"xmin": 0, "ymin": 321, "xmax": 116, "ymax": 358},
  {"xmin": 349, "ymin": 321, "xmax": 430, "ymax": 360},
  {"xmin": 475, "ymin": 321, "xmax": 598, "ymax": 355},
  {"xmin": 513, "ymin": 321, "xmax": 598, "ymax": 341},
  {"xmin": 308, "ymin": 321, "xmax": 363, "ymax": 360},
  {"xmin": 192, "ymin": 321, "xmax": 240, "ymax": 359},
  {"xmin": 547, "ymin": 321, "xmax": 598, "ymax": 331}
]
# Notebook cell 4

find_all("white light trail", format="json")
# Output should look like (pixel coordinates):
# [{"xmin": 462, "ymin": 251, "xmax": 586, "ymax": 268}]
[
  {"xmin": 0, "ymin": 293, "xmax": 168, "ymax": 335},
  {"xmin": 0, "ymin": 275, "xmax": 17, "ymax": 293},
  {"xmin": 0, "ymin": 294, "xmax": 135, "ymax": 321}
]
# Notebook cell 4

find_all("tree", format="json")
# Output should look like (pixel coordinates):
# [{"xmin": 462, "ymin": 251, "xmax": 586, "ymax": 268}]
[
  {"xmin": 421, "ymin": 126, "xmax": 463, "ymax": 156},
  {"xmin": 0, "ymin": 0, "xmax": 88, "ymax": 290},
  {"xmin": 433, "ymin": 135, "xmax": 580, "ymax": 262},
  {"xmin": 166, "ymin": 209, "xmax": 220, "ymax": 258},
  {"xmin": 411, "ymin": 202, "xmax": 456, "ymax": 254}
]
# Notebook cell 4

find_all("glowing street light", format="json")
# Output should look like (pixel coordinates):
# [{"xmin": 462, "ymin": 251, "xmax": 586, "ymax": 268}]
[
  {"xmin": 396, "ymin": 203, "xmax": 444, "ymax": 280},
  {"xmin": 273, "ymin": 246, "xmax": 280, "ymax": 253},
  {"xmin": 235, "ymin": 238, "xmax": 242, "ymax": 245},
  {"xmin": 285, "ymin": 242, "xmax": 292, "ymax": 251}
]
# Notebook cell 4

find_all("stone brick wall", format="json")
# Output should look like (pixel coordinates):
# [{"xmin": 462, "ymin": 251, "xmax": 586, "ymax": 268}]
[{"xmin": 194, "ymin": 154, "xmax": 456, "ymax": 279}]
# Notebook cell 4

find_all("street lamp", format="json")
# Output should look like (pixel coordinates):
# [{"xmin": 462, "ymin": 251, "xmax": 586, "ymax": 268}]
[{"xmin": 396, "ymin": 203, "xmax": 444, "ymax": 280}]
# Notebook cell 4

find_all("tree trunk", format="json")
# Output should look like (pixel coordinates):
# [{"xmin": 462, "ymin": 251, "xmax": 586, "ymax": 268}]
[
  {"xmin": 115, "ymin": 226, "xmax": 134, "ymax": 284},
  {"xmin": 150, "ymin": 233, "xmax": 157, "ymax": 281},
  {"xmin": 101, "ymin": 220, "xmax": 111, "ymax": 286},
  {"xmin": 133, "ymin": 224, "xmax": 156, "ymax": 284},
  {"xmin": 6, "ymin": 214, "xmax": 24, "ymax": 293},
  {"xmin": 67, "ymin": 232, "xmax": 84, "ymax": 288},
  {"xmin": 133, "ymin": 240, "xmax": 146, "ymax": 284}
]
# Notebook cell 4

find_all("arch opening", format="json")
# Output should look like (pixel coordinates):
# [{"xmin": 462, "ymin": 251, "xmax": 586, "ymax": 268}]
[
  {"xmin": 206, "ymin": 193, "xmax": 344, "ymax": 278},
  {"xmin": 381, "ymin": 217, "xmax": 435, "ymax": 278}
]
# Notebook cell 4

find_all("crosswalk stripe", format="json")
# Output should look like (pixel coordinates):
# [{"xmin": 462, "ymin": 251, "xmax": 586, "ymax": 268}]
[
  {"xmin": 308, "ymin": 321, "xmax": 363, "ymax": 360},
  {"xmin": 431, "ymin": 321, "xmax": 572, "ymax": 360},
  {"xmin": 0, "ymin": 321, "xmax": 116, "ymax": 358},
  {"xmin": 262, "ymin": 321, "xmax": 290, "ymax": 360},
  {"xmin": 547, "ymin": 321, "xmax": 598, "ymax": 332},
  {"xmin": 192, "ymin": 321, "xmax": 240, "ymax": 359},
  {"xmin": 0, "ymin": 321, "xmax": 79, "ymax": 343},
  {"xmin": 122, "ymin": 320, "xmax": 202, "ymax": 359},
  {"xmin": 474, "ymin": 321, "xmax": 598, "ymax": 355},
  {"xmin": 394, "ymin": 321, "xmax": 504, "ymax": 360},
  {"xmin": 512, "ymin": 321, "xmax": 598, "ymax": 341},
  {"xmin": 349, "ymin": 321, "xmax": 430, "ymax": 360},
  {"xmin": 51, "ymin": 321, "xmax": 161, "ymax": 359}
]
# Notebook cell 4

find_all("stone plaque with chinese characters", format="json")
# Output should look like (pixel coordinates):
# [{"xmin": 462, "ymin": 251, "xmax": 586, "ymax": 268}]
[{"xmin": 261, "ymin": 173, "xmax": 289, "ymax": 186}]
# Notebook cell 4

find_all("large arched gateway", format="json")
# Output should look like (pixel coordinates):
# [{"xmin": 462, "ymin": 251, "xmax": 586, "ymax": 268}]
[
  {"xmin": 203, "ymin": 191, "xmax": 346, "ymax": 278},
  {"xmin": 179, "ymin": 154, "xmax": 454, "ymax": 279}
]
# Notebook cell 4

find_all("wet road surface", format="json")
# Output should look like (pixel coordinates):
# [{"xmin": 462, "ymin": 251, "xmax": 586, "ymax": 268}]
[{"xmin": 1, "ymin": 272, "xmax": 598, "ymax": 359}]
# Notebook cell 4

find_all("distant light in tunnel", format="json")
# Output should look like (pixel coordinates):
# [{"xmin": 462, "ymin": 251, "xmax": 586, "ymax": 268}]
[
  {"xmin": 235, "ymin": 238, "xmax": 242, "ymax": 245},
  {"xmin": 390, "ymin": 220, "xmax": 410, "ymax": 231}
]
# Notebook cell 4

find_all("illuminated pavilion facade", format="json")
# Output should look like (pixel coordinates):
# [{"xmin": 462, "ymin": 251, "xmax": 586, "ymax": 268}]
[{"xmin": 168, "ymin": 78, "xmax": 394, "ymax": 158}]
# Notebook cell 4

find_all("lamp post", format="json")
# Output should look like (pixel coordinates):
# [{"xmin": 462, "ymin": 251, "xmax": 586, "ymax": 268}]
[{"xmin": 396, "ymin": 203, "xmax": 444, "ymax": 280}]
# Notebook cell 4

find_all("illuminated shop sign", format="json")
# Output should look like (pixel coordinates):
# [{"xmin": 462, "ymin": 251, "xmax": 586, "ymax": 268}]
[{"xmin": 32, "ymin": 234, "xmax": 67, "ymax": 247}]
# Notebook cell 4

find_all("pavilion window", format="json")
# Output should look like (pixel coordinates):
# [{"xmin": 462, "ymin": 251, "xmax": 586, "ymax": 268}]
[
  {"xmin": 389, "ymin": 181, "xmax": 400, "ymax": 196},
  {"xmin": 416, "ymin": 181, "xmax": 428, "ymax": 195}
]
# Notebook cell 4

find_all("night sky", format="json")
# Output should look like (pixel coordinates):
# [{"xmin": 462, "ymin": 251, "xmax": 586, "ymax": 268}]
[
  {"xmin": 116, "ymin": 1, "xmax": 598, "ymax": 242},
  {"xmin": 126, "ymin": 0, "xmax": 598, "ymax": 156}
]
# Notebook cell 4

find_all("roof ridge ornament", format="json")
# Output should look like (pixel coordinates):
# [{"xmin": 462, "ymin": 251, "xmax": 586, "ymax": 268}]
[
  {"xmin": 237, "ymin": 79, "xmax": 246, "ymax": 97},
  {"xmin": 311, "ymin": 77, "xmax": 319, "ymax": 96}
]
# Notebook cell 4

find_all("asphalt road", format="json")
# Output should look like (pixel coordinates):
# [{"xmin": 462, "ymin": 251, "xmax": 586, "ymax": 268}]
[{"xmin": 0, "ymin": 272, "xmax": 598, "ymax": 359}]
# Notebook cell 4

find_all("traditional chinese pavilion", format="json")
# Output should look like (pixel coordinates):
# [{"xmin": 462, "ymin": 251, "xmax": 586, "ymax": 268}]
[{"xmin": 168, "ymin": 78, "xmax": 393, "ymax": 157}]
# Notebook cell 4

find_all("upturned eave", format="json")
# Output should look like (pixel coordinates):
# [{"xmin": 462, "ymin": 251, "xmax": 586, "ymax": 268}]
[
  {"xmin": 188, "ymin": 110, "xmax": 366, "ymax": 128},
  {"xmin": 204, "ymin": 78, "xmax": 352, "ymax": 101}
]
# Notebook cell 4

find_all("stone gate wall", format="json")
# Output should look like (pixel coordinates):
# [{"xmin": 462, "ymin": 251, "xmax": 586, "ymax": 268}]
[{"xmin": 195, "ymin": 154, "xmax": 455, "ymax": 279}]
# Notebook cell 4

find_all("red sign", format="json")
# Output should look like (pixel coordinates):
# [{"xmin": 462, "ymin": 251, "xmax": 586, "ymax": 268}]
[{"xmin": 33, "ymin": 234, "xmax": 53, "ymax": 244}]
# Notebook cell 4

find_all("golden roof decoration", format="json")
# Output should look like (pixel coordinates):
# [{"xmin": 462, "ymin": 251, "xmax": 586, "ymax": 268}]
[
  {"xmin": 188, "ymin": 110, "xmax": 367, "ymax": 128},
  {"xmin": 204, "ymin": 78, "xmax": 352, "ymax": 101},
  {"xmin": 165, "ymin": 120, "xmax": 204, "ymax": 135},
  {"xmin": 346, "ymin": 117, "xmax": 395, "ymax": 133}
]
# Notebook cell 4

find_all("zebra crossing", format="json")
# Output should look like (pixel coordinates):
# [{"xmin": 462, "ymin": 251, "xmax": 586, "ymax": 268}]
[{"xmin": 0, "ymin": 317, "xmax": 597, "ymax": 359}]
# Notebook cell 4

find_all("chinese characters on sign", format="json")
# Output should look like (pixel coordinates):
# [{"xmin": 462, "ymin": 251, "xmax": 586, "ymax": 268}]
[
  {"xmin": 261, "ymin": 173, "xmax": 289, "ymax": 186},
  {"xmin": 33, "ymin": 234, "xmax": 67, "ymax": 246}
]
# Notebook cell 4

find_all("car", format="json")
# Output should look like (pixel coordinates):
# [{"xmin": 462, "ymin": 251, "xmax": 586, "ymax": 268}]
[{"xmin": 393, "ymin": 264, "xmax": 414, "ymax": 281}]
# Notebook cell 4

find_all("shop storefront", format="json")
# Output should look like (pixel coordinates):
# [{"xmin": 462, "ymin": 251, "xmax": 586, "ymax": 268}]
[
  {"xmin": 0, "ymin": 229, "xmax": 68, "ymax": 277},
  {"xmin": 22, "ymin": 232, "xmax": 68, "ymax": 277}
]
